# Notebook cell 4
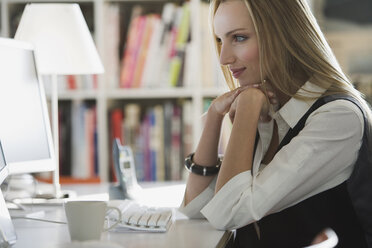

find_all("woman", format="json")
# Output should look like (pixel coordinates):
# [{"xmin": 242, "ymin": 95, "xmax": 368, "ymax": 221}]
[{"xmin": 179, "ymin": 0, "xmax": 372, "ymax": 247}]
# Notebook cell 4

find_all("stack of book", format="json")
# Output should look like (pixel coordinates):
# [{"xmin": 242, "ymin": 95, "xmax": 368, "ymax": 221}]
[
  {"xmin": 118, "ymin": 2, "xmax": 191, "ymax": 89},
  {"xmin": 58, "ymin": 100, "xmax": 99, "ymax": 179},
  {"xmin": 109, "ymin": 100, "xmax": 193, "ymax": 182}
]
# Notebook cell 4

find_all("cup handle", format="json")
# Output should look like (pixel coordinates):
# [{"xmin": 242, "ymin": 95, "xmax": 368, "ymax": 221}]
[{"xmin": 104, "ymin": 206, "xmax": 122, "ymax": 232}]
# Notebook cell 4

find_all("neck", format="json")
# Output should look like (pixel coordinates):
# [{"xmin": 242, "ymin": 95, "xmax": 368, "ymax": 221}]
[{"xmin": 272, "ymin": 71, "xmax": 310, "ymax": 107}]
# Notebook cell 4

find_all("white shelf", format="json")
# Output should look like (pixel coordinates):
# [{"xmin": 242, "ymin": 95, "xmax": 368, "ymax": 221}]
[
  {"xmin": 201, "ymin": 88, "xmax": 228, "ymax": 98},
  {"xmin": 45, "ymin": 90, "xmax": 99, "ymax": 100},
  {"xmin": 106, "ymin": 87, "xmax": 194, "ymax": 99}
]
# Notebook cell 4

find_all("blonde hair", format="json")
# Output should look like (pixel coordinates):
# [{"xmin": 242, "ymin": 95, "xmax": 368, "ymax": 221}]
[{"xmin": 211, "ymin": 0, "xmax": 372, "ymax": 135}]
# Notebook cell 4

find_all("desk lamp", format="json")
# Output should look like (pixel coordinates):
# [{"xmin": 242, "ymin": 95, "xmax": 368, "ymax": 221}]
[{"xmin": 14, "ymin": 3, "xmax": 104, "ymax": 197}]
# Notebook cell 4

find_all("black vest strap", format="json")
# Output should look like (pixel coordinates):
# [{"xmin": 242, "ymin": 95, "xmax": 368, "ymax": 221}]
[{"xmin": 277, "ymin": 94, "xmax": 360, "ymax": 152}]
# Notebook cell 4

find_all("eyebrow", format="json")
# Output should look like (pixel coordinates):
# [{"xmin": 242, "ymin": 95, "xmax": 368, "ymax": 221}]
[
  {"xmin": 228, "ymin": 27, "xmax": 248, "ymax": 37},
  {"xmin": 216, "ymin": 28, "xmax": 248, "ymax": 39}
]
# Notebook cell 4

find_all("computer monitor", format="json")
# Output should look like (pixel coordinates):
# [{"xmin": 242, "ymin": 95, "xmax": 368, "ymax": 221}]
[{"xmin": 0, "ymin": 38, "xmax": 56, "ymax": 176}]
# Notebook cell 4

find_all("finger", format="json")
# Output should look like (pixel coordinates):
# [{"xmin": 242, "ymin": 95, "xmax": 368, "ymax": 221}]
[
  {"xmin": 229, "ymin": 110, "xmax": 235, "ymax": 123},
  {"xmin": 231, "ymin": 87, "xmax": 247, "ymax": 100}
]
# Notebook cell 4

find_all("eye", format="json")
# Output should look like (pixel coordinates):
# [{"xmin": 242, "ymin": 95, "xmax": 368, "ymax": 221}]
[
  {"xmin": 233, "ymin": 35, "xmax": 247, "ymax": 42},
  {"xmin": 215, "ymin": 37, "xmax": 222, "ymax": 44}
]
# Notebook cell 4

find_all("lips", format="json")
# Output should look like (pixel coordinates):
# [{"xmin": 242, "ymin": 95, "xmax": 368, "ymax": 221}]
[{"xmin": 230, "ymin": 68, "xmax": 245, "ymax": 78}]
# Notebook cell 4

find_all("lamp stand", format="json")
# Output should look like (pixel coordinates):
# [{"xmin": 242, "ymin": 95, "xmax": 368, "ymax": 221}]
[{"xmin": 51, "ymin": 74, "xmax": 62, "ymax": 198}]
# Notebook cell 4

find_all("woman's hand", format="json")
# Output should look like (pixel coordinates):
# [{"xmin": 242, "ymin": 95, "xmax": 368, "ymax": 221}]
[
  {"xmin": 209, "ymin": 86, "xmax": 250, "ymax": 119},
  {"xmin": 229, "ymin": 82, "xmax": 279, "ymax": 123}
]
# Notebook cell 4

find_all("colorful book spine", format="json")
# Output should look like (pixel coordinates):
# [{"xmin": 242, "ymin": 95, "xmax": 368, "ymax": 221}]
[{"xmin": 109, "ymin": 108, "xmax": 124, "ymax": 181}]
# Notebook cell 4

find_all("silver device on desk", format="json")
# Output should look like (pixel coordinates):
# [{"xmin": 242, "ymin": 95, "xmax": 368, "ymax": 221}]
[
  {"xmin": 0, "ymin": 140, "xmax": 17, "ymax": 247},
  {"xmin": 110, "ymin": 138, "xmax": 141, "ymax": 200}
]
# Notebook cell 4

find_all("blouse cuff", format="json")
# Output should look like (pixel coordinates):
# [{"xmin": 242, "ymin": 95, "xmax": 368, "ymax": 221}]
[
  {"xmin": 178, "ymin": 176, "xmax": 217, "ymax": 219},
  {"xmin": 201, "ymin": 171, "xmax": 253, "ymax": 229}
]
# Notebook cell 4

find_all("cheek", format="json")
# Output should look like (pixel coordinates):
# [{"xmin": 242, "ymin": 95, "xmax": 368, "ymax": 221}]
[{"xmin": 240, "ymin": 44, "xmax": 259, "ymax": 64}]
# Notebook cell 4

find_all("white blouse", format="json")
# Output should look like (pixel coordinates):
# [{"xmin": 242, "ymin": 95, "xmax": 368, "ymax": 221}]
[{"xmin": 179, "ymin": 82, "xmax": 365, "ymax": 230}]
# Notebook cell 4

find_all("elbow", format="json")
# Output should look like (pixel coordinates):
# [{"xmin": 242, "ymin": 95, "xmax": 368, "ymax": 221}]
[
  {"xmin": 178, "ymin": 207, "xmax": 206, "ymax": 219},
  {"xmin": 203, "ymin": 207, "xmax": 258, "ymax": 231},
  {"xmin": 207, "ymin": 216, "xmax": 241, "ymax": 231}
]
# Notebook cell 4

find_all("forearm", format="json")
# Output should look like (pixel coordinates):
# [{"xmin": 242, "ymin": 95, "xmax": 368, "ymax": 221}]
[
  {"xmin": 216, "ymin": 90, "xmax": 265, "ymax": 192},
  {"xmin": 184, "ymin": 108, "xmax": 224, "ymax": 205}
]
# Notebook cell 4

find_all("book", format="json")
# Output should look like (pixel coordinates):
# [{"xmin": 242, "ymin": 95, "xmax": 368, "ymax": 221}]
[
  {"xmin": 123, "ymin": 104, "xmax": 144, "ymax": 181},
  {"xmin": 169, "ymin": 2, "xmax": 190, "ymax": 87},
  {"xmin": 132, "ymin": 15, "xmax": 160, "ymax": 88},
  {"xmin": 140, "ymin": 16, "xmax": 162, "ymax": 88},
  {"xmin": 170, "ymin": 104, "xmax": 182, "ymax": 180},
  {"xmin": 163, "ymin": 101, "xmax": 173, "ymax": 180},
  {"xmin": 58, "ymin": 101, "xmax": 72, "ymax": 176},
  {"xmin": 109, "ymin": 108, "xmax": 124, "ymax": 181},
  {"xmin": 71, "ymin": 100, "xmax": 85, "ymax": 178},
  {"xmin": 123, "ymin": 15, "xmax": 147, "ymax": 88},
  {"xmin": 120, "ymin": 6, "xmax": 144, "ymax": 88},
  {"xmin": 85, "ymin": 105, "xmax": 97, "ymax": 177},
  {"xmin": 153, "ymin": 105, "xmax": 165, "ymax": 181}
]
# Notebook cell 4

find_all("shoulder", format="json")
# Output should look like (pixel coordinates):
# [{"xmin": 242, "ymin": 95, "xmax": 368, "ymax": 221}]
[
  {"xmin": 314, "ymin": 99, "xmax": 364, "ymax": 123},
  {"xmin": 309, "ymin": 99, "xmax": 364, "ymax": 136}
]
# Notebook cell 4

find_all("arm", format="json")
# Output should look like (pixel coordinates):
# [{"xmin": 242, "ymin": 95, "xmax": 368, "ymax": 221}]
[
  {"xmin": 184, "ymin": 87, "xmax": 251, "ymax": 205},
  {"xmin": 216, "ymin": 88, "xmax": 267, "ymax": 192}
]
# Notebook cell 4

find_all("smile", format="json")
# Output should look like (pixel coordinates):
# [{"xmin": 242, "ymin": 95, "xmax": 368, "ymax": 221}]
[{"xmin": 230, "ymin": 68, "xmax": 245, "ymax": 78}]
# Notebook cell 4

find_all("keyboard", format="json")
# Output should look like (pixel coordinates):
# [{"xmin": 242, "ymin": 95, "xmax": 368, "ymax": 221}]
[{"xmin": 107, "ymin": 199, "xmax": 173, "ymax": 232}]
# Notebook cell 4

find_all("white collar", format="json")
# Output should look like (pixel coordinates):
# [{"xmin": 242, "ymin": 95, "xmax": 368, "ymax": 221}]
[{"xmin": 275, "ymin": 81, "xmax": 326, "ymax": 128}]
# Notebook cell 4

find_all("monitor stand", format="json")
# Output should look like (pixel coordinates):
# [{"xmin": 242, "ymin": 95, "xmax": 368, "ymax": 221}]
[
  {"xmin": 3, "ymin": 174, "xmax": 76, "ymax": 210},
  {"xmin": 0, "ymin": 189, "xmax": 17, "ymax": 246}
]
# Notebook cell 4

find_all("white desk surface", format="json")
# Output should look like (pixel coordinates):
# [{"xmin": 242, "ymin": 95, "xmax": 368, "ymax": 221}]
[{"xmin": 10, "ymin": 182, "xmax": 233, "ymax": 248}]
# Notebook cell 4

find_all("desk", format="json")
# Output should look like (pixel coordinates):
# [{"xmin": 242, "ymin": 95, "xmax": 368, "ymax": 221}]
[{"xmin": 11, "ymin": 183, "xmax": 233, "ymax": 248}]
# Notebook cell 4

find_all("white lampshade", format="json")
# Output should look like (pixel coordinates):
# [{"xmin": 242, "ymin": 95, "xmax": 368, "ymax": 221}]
[{"xmin": 14, "ymin": 3, "xmax": 104, "ymax": 75}]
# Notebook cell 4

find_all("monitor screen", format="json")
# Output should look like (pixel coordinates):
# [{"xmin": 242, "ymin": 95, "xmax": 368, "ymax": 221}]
[{"xmin": 0, "ymin": 38, "xmax": 55, "ymax": 175}]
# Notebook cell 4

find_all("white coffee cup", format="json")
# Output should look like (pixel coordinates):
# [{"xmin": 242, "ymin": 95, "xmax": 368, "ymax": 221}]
[{"xmin": 64, "ymin": 200, "xmax": 121, "ymax": 241}]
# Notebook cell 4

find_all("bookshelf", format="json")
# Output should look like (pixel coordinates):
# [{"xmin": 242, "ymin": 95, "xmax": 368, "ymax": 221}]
[
  {"xmin": 0, "ymin": 0, "xmax": 226, "ymax": 183},
  {"xmin": 5, "ymin": 0, "xmax": 369, "ymax": 184}
]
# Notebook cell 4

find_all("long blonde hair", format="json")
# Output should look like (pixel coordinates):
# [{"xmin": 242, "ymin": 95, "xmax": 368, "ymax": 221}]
[{"xmin": 210, "ymin": 0, "xmax": 372, "ymax": 135}]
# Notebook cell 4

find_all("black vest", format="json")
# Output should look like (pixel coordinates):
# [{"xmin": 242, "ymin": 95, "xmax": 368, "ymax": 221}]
[{"xmin": 234, "ymin": 95, "xmax": 371, "ymax": 248}]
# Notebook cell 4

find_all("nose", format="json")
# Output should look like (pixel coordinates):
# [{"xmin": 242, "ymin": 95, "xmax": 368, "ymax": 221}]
[{"xmin": 219, "ymin": 43, "xmax": 235, "ymax": 66}]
